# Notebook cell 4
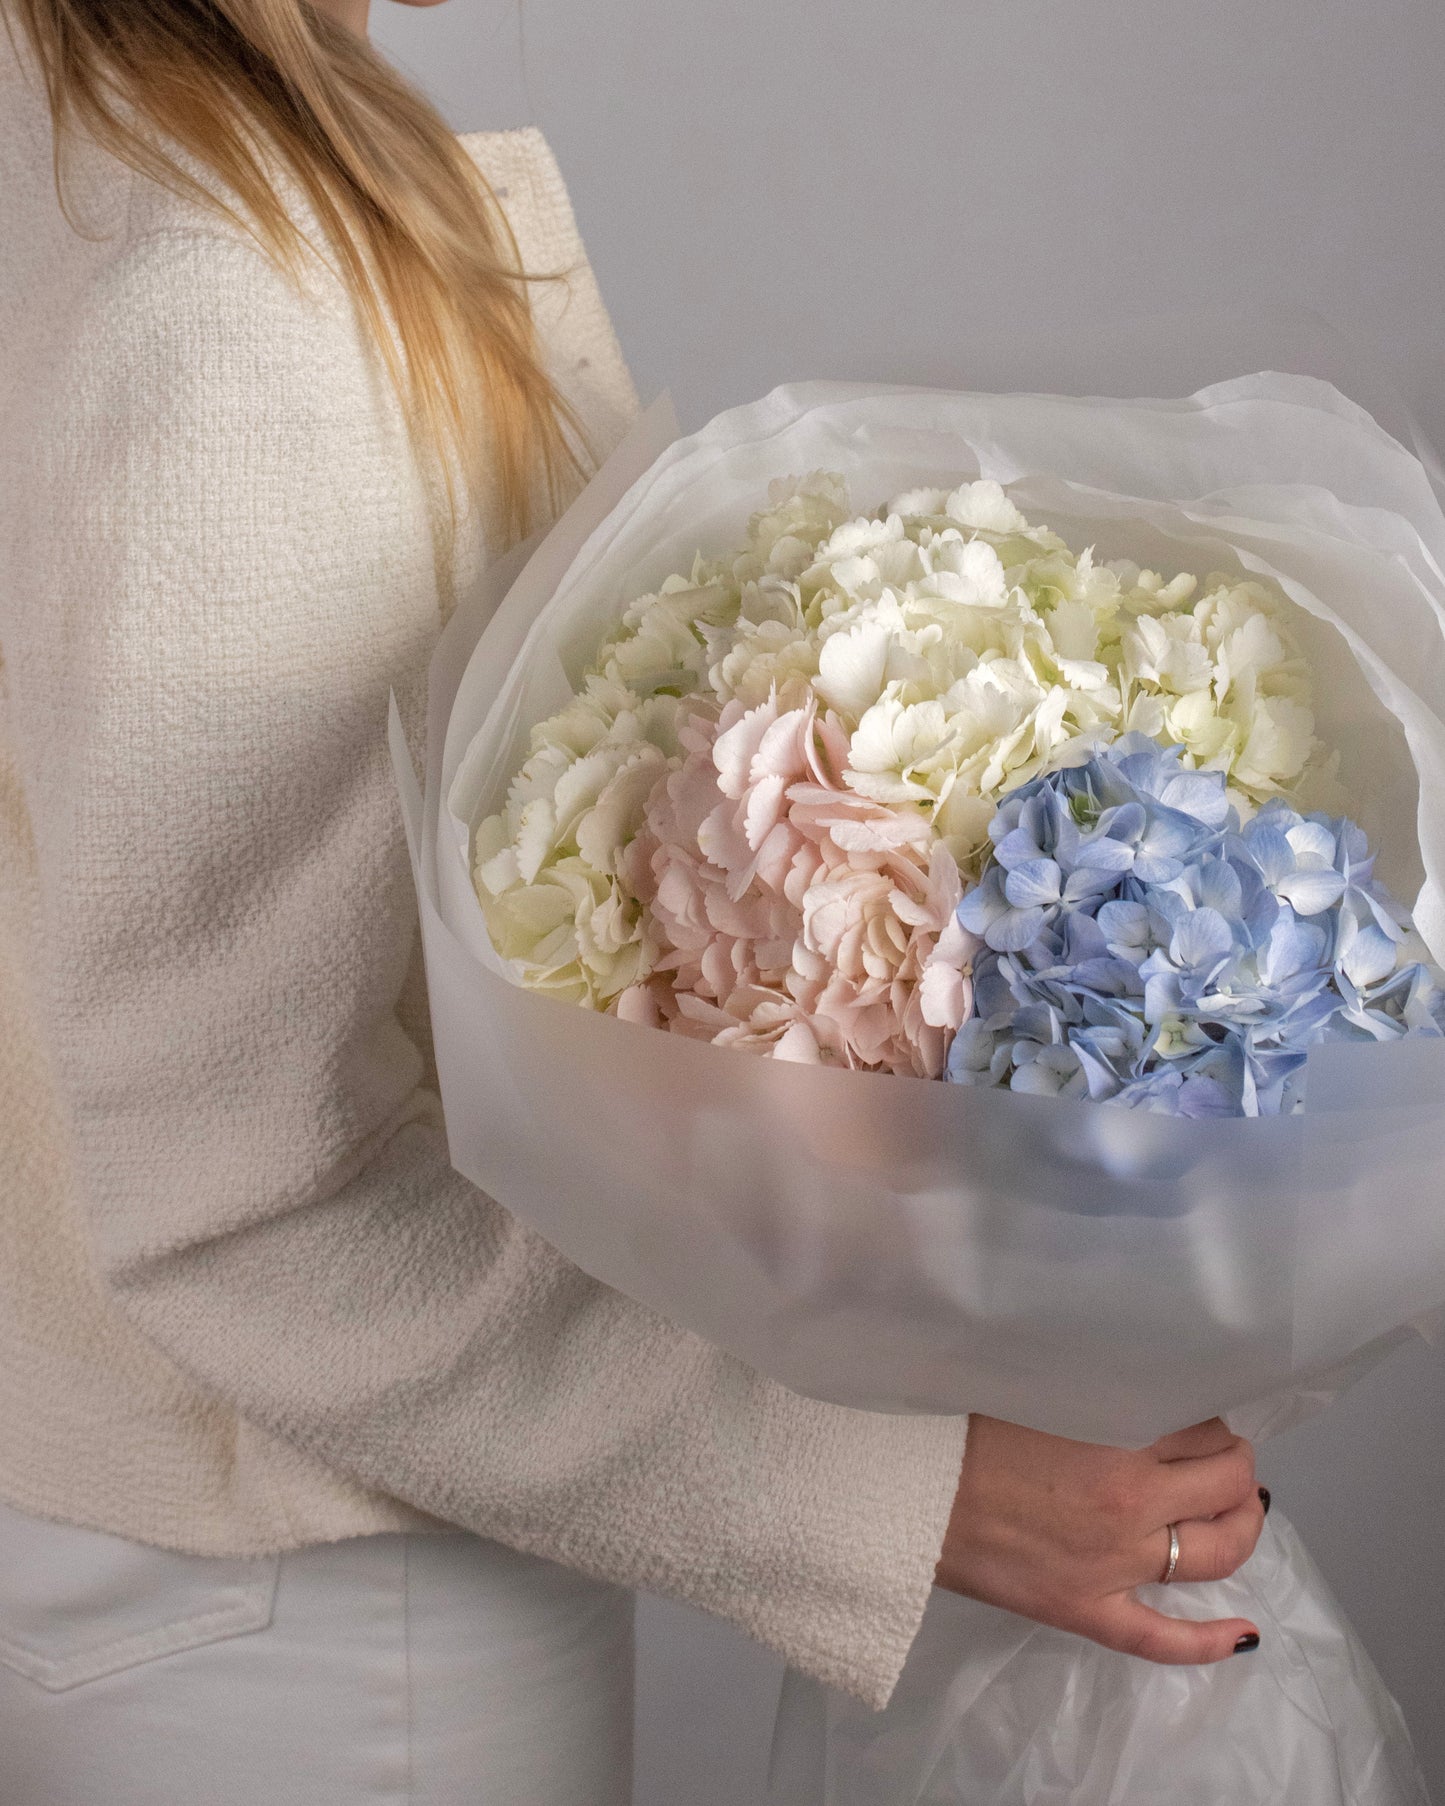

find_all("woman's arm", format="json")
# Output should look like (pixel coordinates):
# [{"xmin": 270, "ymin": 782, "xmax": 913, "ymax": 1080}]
[{"xmin": 3, "ymin": 221, "xmax": 967, "ymax": 1710}]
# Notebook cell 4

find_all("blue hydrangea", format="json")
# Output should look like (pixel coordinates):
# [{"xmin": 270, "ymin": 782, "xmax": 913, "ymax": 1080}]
[{"xmin": 948, "ymin": 735, "xmax": 1445, "ymax": 1117}]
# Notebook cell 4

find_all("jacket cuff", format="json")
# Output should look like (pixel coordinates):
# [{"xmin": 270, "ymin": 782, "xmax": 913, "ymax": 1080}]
[{"xmin": 685, "ymin": 1385, "xmax": 969, "ymax": 1710}]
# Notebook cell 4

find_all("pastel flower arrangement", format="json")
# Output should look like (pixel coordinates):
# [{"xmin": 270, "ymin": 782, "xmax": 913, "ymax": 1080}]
[{"xmin": 473, "ymin": 474, "xmax": 1442, "ymax": 1112}]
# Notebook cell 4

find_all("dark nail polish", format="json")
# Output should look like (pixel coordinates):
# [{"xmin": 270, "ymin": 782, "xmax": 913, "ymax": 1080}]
[
  {"xmin": 1234, "ymin": 1633, "xmax": 1261, "ymax": 1654},
  {"xmin": 1258, "ymin": 1487, "xmax": 1271, "ymax": 1516}
]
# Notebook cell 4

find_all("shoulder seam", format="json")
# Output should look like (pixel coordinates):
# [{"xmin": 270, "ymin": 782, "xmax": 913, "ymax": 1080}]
[{"xmin": 460, "ymin": 129, "xmax": 584, "ymax": 281}]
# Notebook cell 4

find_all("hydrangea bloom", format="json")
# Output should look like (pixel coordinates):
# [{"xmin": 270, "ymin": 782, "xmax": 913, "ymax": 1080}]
[
  {"xmin": 949, "ymin": 737, "xmax": 1445, "ymax": 1116},
  {"xmin": 471, "ymin": 679, "xmax": 684, "ymax": 1005},
  {"xmin": 475, "ymin": 475, "xmax": 1327, "ymax": 1065},
  {"xmin": 614, "ymin": 694, "xmax": 970, "ymax": 1076},
  {"xmin": 648, "ymin": 475, "xmax": 1318, "ymax": 872}
]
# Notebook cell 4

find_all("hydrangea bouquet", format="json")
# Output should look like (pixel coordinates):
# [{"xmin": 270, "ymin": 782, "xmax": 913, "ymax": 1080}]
[
  {"xmin": 394, "ymin": 376, "xmax": 1445, "ymax": 1444},
  {"xmin": 394, "ymin": 378, "xmax": 1445, "ymax": 1803},
  {"xmin": 473, "ymin": 473, "xmax": 1442, "ymax": 1114}
]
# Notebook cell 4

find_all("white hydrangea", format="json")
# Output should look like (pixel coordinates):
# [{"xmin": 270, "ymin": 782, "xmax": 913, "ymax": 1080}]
[
  {"xmin": 475, "ymin": 473, "xmax": 1324, "ymax": 981},
  {"xmin": 471, "ymin": 680, "xmax": 683, "ymax": 1004}
]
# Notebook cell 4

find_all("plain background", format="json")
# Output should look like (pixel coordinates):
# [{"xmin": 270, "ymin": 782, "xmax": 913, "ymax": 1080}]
[{"xmin": 373, "ymin": 3, "xmax": 1445, "ymax": 1799}]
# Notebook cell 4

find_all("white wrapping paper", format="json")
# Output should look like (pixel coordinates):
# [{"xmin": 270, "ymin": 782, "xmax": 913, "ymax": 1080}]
[
  {"xmin": 390, "ymin": 375, "xmax": 1445, "ymax": 1449},
  {"xmin": 768, "ymin": 1509, "xmax": 1429, "ymax": 1806}
]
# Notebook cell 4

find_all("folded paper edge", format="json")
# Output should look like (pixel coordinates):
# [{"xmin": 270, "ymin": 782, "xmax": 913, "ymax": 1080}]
[{"xmin": 388, "ymin": 690, "xmax": 423, "ymax": 888}]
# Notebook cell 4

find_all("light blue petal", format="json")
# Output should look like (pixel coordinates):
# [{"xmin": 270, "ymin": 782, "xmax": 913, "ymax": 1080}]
[
  {"xmin": 1170, "ymin": 906, "xmax": 1235, "ymax": 971},
  {"xmin": 1276, "ymin": 868, "xmax": 1347, "ymax": 915},
  {"xmin": 1286, "ymin": 820, "xmax": 1338, "ymax": 867},
  {"xmin": 1069, "ymin": 957, "xmax": 1141, "ymax": 997},
  {"xmin": 1097, "ymin": 899, "xmax": 1151, "ymax": 949},
  {"xmin": 987, "ymin": 905, "xmax": 1049, "ymax": 954},
  {"xmin": 1241, "ymin": 824, "xmax": 1295, "ymax": 888},
  {"xmin": 1336, "ymin": 819, "xmax": 1370, "ymax": 870},
  {"xmin": 993, "ymin": 827, "xmax": 1045, "ymax": 870},
  {"xmin": 958, "ymin": 876, "xmax": 1008, "ymax": 934},
  {"xmin": 1096, "ymin": 801, "xmax": 1147, "ymax": 845},
  {"xmin": 1137, "ymin": 810, "xmax": 1199, "ymax": 860},
  {"xmin": 1196, "ymin": 859, "xmax": 1243, "ymax": 920},
  {"xmin": 1158, "ymin": 769, "xmax": 1231, "ymax": 827},
  {"xmin": 1354, "ymin": 885, "xmax": 1407, "ymax": 940},
  {"xmin": 1071, "ymin": 1040, "xmax": 1127, "ymax": 1100},
  {"xmin": 1260, "ymin": 912, "xmax": 1327, "ymax": 986},
  {"xmin": 1143, "ymin": 970, "xmax": 1180, "ymax": 1024},
  {"xmin": 1340, "ymin": 923, "xmax": 1398, "ymax": 988},
  {"xmin": 1071, "ymin": 837, "xmax": 1136, "ymax": 877},
  {"xmin": 1175, "ymin": 1074, "xmax": 1239, "ymax": 1119},
  {"xmin": 946, "ymin": 1019, "xmax": 997, "ymax": 1080},
  {"xmin": 1060, "ymin": 913, "xmax": 1110, "ymax": 964},
  {"xmin": 1133, "ymin": 854, "xmax": 1187, "ymax": 886},
  {"xmin": 1004, "ymin": 859, "xmax": 1063, "ymax": 909}
]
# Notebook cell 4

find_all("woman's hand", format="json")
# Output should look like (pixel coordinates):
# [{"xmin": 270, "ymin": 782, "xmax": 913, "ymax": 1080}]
[{"xmin": 935, "ymin": 1414, "xmax": 1267, "ymax": 1663}]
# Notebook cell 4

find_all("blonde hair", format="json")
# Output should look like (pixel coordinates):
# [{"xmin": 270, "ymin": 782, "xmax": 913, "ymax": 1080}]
[{"xmin": 6, "ymin": 0, "xmax": 586, "ymax": 547}]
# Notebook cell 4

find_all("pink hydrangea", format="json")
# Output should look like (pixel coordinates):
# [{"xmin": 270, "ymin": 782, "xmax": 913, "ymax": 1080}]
[{"xmin": 616, "ymin": 693, "xmax": 974, "ymax": 1076}]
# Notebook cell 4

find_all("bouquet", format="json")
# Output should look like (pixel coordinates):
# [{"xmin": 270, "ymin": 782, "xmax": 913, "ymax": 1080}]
[{"xmin": 391, "ymin": 377, "xmax": 1445, "ymax": 1803}]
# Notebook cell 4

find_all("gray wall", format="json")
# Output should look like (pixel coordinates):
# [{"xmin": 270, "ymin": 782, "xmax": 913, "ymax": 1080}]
[{"xmin": 372, "ymin": 2, "xmax": 1445, "ymax": 1797}]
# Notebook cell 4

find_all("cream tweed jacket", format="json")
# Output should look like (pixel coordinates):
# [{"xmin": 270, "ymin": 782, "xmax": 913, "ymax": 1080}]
[{"xmin": 0, "ymin": 39, "xmax": 968, "ymax": 1706}]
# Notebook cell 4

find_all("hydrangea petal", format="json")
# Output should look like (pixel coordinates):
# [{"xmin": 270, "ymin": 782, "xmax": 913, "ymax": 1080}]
[
  {"xmin": 1277, "ymin": 868, "xmax": 1348, "ymax": 915},
  {"xmin": 1340, "ymin": 922, "xmax": 1399, "ymax": 989},
  {"xmin": 1004, "ymin": 859, "xmax": 1063, "ymax": 910}
]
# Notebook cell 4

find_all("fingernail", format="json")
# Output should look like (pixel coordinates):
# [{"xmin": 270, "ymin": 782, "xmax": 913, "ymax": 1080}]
[
  {"xmin": 1258, "ymin": 1487, "xmax": 1271, "ymax": 1516},
  {"xmin": 1234, "ymin": 1633, "xmax": 1261, "ymax": 1654}
]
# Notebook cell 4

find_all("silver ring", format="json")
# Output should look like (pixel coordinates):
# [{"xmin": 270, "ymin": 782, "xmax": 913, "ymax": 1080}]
[{"xmin": 1159, "ymin": 1522, "xmax": 1181, "ymax": 1585}]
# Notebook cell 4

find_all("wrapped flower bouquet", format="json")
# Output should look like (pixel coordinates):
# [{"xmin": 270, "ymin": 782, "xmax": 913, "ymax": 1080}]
[{"xmin": 390, "ymin": 376, "xmax": 1445, "ymax": 1803}]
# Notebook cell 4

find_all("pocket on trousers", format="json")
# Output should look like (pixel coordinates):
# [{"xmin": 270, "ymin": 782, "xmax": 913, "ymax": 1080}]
[{"xmin": 0, "ymin": 1500, "xmax": 280, "ymax": 1691}]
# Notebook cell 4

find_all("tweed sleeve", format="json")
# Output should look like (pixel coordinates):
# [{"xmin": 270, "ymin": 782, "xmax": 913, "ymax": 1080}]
[{"xmin": 1, "ymin": 219, "xmax": 967, "ymax": 1710}]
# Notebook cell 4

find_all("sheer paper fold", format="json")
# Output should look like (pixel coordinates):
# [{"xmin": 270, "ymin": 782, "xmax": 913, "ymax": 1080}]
[{"xmin": 768, "ymin": 1510, "xmax": 1429, "ymax": 1806}]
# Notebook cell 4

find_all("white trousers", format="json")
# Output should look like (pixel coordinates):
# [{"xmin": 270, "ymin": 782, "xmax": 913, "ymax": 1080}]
[{"xmin": 0, "ymin": 1500, "xmax": 635, "ymax": 1806}]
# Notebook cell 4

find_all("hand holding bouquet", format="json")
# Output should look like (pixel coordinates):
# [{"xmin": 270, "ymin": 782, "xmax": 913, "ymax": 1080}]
[{"xmin": 391, "ymin": 375, "xmax": 1445, "ymax": 1803}]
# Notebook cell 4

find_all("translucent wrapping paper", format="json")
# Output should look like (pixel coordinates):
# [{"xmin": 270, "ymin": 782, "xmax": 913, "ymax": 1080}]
[
  {"xmin": 390, "ymin": 375, "xmax": 1445, "ymax": 1449},
  {"xmin": 768, "ymin": 1509, "xmax": 1429, "ymax": 1806}
]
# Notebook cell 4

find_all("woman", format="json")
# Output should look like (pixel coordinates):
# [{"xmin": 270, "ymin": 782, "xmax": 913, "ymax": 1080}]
[{"xmin": 0, "ymin": 0, "xmax": 1268, "ymax": 1799}]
